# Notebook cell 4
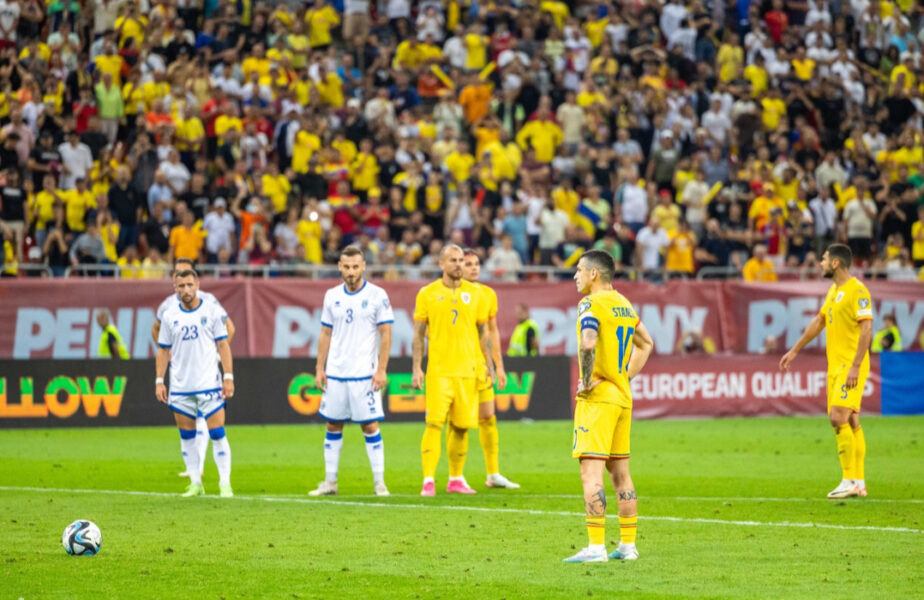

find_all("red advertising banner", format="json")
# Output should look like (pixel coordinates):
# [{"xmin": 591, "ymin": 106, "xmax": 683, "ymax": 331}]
[
  {"xmin": 0, "ymin": 278, "xmax": 920, "ymax": 359},
  {"xmin": 722, "ymin": 281, "xmax": 924, "ymax": 353},
  {"xmin": 569, "ymin": 354, "xmax": 882, "ymax": 418}
]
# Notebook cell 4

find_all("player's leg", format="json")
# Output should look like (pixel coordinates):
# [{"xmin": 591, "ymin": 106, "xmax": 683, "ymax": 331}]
[
  {"xmin": 827, "ymin": 373, "xmax": 861, "ymax": 499},
  {"xmin": 312, "ymin": 380, "xmax": 351, "ymax": 496},
  {"xmin": 171, "ymin": 405, "xmax": 204, "ymax": 497},
  {"xmin": 195, "ymin": 414, "xmax": 209, "ymax": 477},
  {"xmin": 564, "ymin": 400, "xmax": 614, "ymax": 563},
  {"xmin": 309, "ymin": 421, "xmax": 344, "ymax": 496},
  {"xmin": 350, "ymin": 380, "xmax": 388, "ymax": 495},
  {"xmin": 446, "ymin": 377, "xmax": 478, "ymax": 494},
  {"xmin": 421, "ymin": 375, "xmax": 450, "ymax": 496},
  {"xmin": 563, "ymin": 458, "xmax": 609, "ymax": 563},
  {"xmin": 850, "ymin": 411, "xmax": 867, "ymax": 496},
  {"xmin": 360, "ymin": 421, "xmax": 388, "ymax": 496},
  {"xmin": 607, "ymin": 406, "xmax": 638, "ymax": 560},
  {"xmin": 479, "ymin": 385, "xmax": 519, "ymax": 489},
  {"xmin": 204, "ymin": 401, "xmax": 233, "ymax": 498}
]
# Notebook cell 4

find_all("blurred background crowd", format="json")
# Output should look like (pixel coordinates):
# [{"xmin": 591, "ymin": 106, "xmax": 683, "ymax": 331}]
[{"xmin": 0, "ymin": 0, "xmax": 923, "ymax": 281}]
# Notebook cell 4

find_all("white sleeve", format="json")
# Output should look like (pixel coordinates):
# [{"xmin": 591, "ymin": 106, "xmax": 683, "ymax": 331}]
[
  {"xmin": 211, "ymin": 306, "xmax": 229, "ymax": 341},
  {"xmin": 376, "ymin": 290, "xmax": 395, "ymax": 326},
  {"xmin": 156, "ymin": 297, "xmax": 171, "ymax": 323},
  {"xmin": 157, "ymin": 315, "xmax": 174, "ymax": 348},
  {"xmin": 320, "ymin": 291, "xmax": 334, "ymax": 329}
]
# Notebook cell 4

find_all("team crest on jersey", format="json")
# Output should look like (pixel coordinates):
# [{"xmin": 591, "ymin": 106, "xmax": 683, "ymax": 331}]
[
  {"xmin": 835, "ymin": 291, "xmax": 845, "ymax": 303},
  {"xmin": 362, "ymin": 300, "xmax": 368, "ymax": 308},
  {"xmin": 201, "ymin": 317, "xmax": 207, "ymax": 326},
  {"xmin": 461, "ymin": 292, "xmax": 471, "ymax": 304},
  {"xmin": 858, "ymin": 298, "xmax": 869, "ymax": 308},
  {"xmin": 578, "ymin": 300, "xmax": 592, "ymax": 315}
]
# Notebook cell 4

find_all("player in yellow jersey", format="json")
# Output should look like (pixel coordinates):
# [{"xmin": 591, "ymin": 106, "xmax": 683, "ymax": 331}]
[
  {"xmin": 564, "ymin": 250, "xmax": 653, "ymax": 564},
  {"xmin": 461, "ymin": 249, "xmax": 520, "ymax": 489},
  {"xmin": 780, "ymin": 244, "xmax": 873, "ymax": 499},
  {"xmin": 413, "ymin": 245, "xmax": 494, "ymax": 496}
]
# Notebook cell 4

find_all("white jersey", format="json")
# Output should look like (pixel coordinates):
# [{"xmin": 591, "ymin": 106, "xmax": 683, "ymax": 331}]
[
  {"xmin": 158, "ymin": 298, "xmax": 229, "ymax": 394},
  {"xmin": 156, "ymin": 290, "xmax": 221, "ymax": 323},
  {"xmin": 320, "ymin": 281, "xmax": 394, "ymax": 380}
]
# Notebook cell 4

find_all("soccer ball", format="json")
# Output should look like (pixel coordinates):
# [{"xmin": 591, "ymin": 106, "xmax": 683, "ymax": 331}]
[{"xmin": 62, "ymin": 520, "xmax": 102, "ymax": 556}]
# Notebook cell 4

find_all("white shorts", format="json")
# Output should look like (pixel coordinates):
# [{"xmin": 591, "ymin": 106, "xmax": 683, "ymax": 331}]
[
  {"xmin": 168, "ymin": 389, "xmax": 225, "ymax": 420},
  {"xmin": 319, "ymin": 378, "xmax": 384, "ymax": 424}
]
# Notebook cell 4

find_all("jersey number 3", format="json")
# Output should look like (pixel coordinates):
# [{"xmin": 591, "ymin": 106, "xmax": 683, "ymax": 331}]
[{"xmin": 615, "ymin": 326, "xmax": 634, "ymax": 374}]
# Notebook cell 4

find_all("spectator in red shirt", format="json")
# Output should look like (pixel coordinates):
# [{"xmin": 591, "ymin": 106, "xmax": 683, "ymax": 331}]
[
  {"xmin": 358, "ymin": 187, "xmax": 390, "ymax": 237},
  {"xmin": 764, "ymin": 0, "xmax": 789, "ymax": 45},
  {"xmin": 72, "ymin": 87, "xmax": 98, "ymax": 134}
]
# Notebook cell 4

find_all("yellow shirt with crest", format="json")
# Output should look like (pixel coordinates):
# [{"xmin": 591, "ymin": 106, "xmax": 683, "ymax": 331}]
[
  {"xmin": 413, "ymin": 279, "xmax": 489, "ymax": 379},
  {"xmin": 820, "ymin": 277, "xmax": 872, "ymax": 375}
]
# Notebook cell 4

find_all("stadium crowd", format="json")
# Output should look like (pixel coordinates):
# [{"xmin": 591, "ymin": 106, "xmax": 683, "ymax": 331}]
[{"xmin": 0, "ymin": 0, "xmax": 923, "ymax": 281}]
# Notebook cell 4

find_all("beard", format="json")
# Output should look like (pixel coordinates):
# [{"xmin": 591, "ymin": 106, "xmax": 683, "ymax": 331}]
[{"xmin": 822, "ymin": 267, "xmax": 835, "ymax": 279}]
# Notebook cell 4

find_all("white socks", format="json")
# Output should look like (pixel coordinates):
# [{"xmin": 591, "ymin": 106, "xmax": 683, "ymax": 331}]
[
  {"xmin": 210, "ymin": 429, "xmax": 232, "ymax": 486},
  {"xmin": 179, "ymin": 430, "xmax": 201, "ymax": 485},
  {"xmin": 324, "ymin": 431, "xmax": 343, "ymax": 483},
  {"xmin": 196, "ymin": 417, "xmax": 209, "ymax": 474},
  {"xmin": 364, "ymin": 431, "xmax": 385, "ymax": 484}
]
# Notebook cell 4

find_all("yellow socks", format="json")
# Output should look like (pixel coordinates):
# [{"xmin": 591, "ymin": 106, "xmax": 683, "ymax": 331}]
[
  {"xmin": 479, "ymin": 415, "xmax": 500, "ymax": 475},
  {"xmin": 835, "ymin": 424, "xmax": 856, "ymax": 479},
  {"xmin": 619, "ymin": 514, "xmax": 638, "ymax": 545},
  {"xmin": 586, "ymin": 516, "xmax": 606, "ymax": 546},
  {"xmin": 421, "ymin": 424, "xmax": 442, "ymax": 479},
  {"xmin": 447, "ymin": 426, "xmax": 469, "ymax": 478},
  {"xmin": 853, "ymin": 426, "xmax": 866, "ymax": 481}
]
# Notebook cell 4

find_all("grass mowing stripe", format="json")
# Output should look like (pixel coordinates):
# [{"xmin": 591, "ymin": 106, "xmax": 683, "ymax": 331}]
[{"xmin": 3, "ymin": 485, "xmax": 921, "ymax": 535}]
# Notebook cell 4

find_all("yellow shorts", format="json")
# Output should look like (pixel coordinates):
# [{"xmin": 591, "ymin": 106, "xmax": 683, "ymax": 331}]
[
  {"xmin": 827, "ymin": 367, "xmax": 868, "ymax": 414},
  {"xmin": 572, "ymin": 382, "xmax": 632, "ymax": 460},
  {"xmin": 425, "ymin": 375, "xmax": 478, "ymax": 429},
  {"xmin": 477, "ymin": 374, "xmax": 494, "ymax": 404}
]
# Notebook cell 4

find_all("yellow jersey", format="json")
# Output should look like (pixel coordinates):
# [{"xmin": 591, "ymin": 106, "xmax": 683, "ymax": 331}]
[
  {"xmin": 471, "ymin": 282, "xmax": 499, "ymax": 367},
  {"xmin": 576, "ymin": 289, "xmax": 639, "ymax": 406},
  {"xmin": 413, "ymin": 279, "xmax": 489, "ymax": 379},
  {"xmin": 820, "ymin": 277, "xmax": 873, "ymax": 374}
]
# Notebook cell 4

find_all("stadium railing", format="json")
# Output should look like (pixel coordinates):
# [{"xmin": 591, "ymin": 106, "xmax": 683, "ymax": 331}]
[{"xmin": 51, "ymin": 263, "xmax": 912, "ymax": 282}]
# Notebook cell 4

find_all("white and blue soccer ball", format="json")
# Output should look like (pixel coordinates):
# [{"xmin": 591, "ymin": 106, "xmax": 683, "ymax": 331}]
[{"xmin": 62, "ymin": 520, "xmax": 102, "ymax": 556}]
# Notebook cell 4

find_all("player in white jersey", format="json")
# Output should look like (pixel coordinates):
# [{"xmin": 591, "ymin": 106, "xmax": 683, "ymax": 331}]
[
  {"xmin": 310, "ymin": 246, "xmax": 394, "ymax": 497},
  {"xmin": 151, "ymin": 258, "xmax": 237, "ymax": 480},
  {"xmin": 156, "ymin": 268, "xmax": 235, "ymax": 498}
]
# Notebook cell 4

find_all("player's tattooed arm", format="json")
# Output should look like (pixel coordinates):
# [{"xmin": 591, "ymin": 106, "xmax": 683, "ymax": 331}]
[
  {"xmin": 585, "ymin": 484, "xmax": 606, "ymax": 516},
  {"xmin": 411, "ymin": 320, "xmax": 427, "ymax": 389},
  {"xmin": 618, "ymin": 490, "xmax": 637, "ymax": 501},
  {"xmin": 578, "ymin": 328, "xmax": 598, "ymax": 390},
  {"xmin": 477, "ymin": 322, "xmax": 496, "ymax": 380}
]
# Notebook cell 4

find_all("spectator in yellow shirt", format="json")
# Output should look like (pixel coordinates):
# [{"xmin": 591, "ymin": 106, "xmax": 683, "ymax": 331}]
[
  {"xmin": 665, "ymin": 220, "xmax": 697, "ymax": 275},
  {"xmin": 64, "ymin": 178, "xmax": 97, "ymax": 233},
  {"xmin": 760, "ymin": 88, "xmax": 787, "ymax": 132},
  {"xmin": 912, "ymin": 205, "xmax": 924, "ymax": 268},
  {"xmin": 464, "ymin": 25, "xmax": 489, "ymax": 70},
  {"xmin": 515, "ymin": 101, "xmax": 563, "ymax": 163},
  {"xmin": 742, "ymin": 244, "xmax": 778, "ymax": 282},
  {"xmin": 743, "ymin": 54, "xmax": 769, "ymax": 97},
  {"xmin": 168, "ymin": 208, "xmax": 204, "ymax": 262},
  {"xmin": 262, "ymin": 162, "xmax": 292, "ymax": 214},
  {"xmin": 305, "ymin": 0, "xmax": 340, "ymax": 49},
  {"xmin": 651, "ymin": 190, "xmax": 682, "ymax": 233},
  {"xmin": 350, "ymin": 138, "xmax": 380, "ymax": 194}
]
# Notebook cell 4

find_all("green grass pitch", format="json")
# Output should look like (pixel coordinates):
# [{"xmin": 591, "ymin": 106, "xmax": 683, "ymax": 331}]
[{"xmin": 1, "ymin": 417, "xmax": 922, "ymax": 599}]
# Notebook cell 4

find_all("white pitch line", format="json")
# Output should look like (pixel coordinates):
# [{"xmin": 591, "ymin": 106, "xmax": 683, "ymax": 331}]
[
  {"xmin": 532, "ymin": 494, "xmax": 924, "ymax": 504},
  {"xmin": 1, "ymin": 486, "xmax": 922, "ymax": 535}
]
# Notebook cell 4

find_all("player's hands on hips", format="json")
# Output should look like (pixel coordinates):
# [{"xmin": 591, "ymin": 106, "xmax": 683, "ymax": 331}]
[
  {"xmin": 576, "ymin": 378, "xmax": 602, "ymax": 397},
  {"xmin": 412, "ymin": 367, "xmax": 425, "ymax": 390},
  {"xmin": 223, "ymin": 379, "xmax": 235, "ymax": 399},
  {"xmin": 779, "ymin": 349, "xmax": 797, "ymax": 372},
  {"xmin": 155, "ymin": 383, "xmax": 167, "ymax": 403},
  {"xmin": 372, "ymin": 368, "xmax": 387, "ymax": 391},
  {"xmin": 496, "ymin": 368, "xmax": 507, "ymax": 390},
  {"xmin": 316, "ymin": 368, "xmax": 327, "ymax": 391},
  {"xmin": 845, "ymin": 365, "xmax": 860, "ymax": 390}
]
